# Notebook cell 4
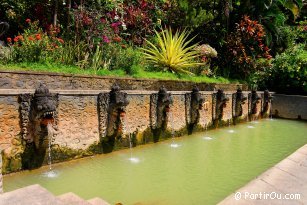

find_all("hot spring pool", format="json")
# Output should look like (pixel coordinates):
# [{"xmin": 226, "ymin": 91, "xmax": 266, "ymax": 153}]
[{"xmin": 4, "ymin": 119, "xmax": 307, "ymax": 204}]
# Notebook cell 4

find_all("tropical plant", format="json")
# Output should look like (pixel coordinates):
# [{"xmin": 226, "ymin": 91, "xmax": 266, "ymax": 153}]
[
  {"xmin": 7, "ymin": 19, "xmax": 64, "ymax": 62},
  {"xmin": 233, "ymin": 0, "xmax": 303, "ymax": 50},
  {"xmin": 226, "ymin": 16, "xmax": 272, "ymax": 79},
  {"xmin": 266, "ymin": 44, "xmax": 307, "ymax": 94},
  {"xmin": 192, "ymin": 44, "xmax": 218, "ymax": 76},
  {"xmin": 141, "ymin": 28, "xmax": 203, "ymax": 74}
]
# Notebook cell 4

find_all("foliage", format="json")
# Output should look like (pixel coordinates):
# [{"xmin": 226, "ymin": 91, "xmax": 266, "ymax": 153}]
[
  {"xmin": 266, "ymin": 44, "xmax": 307, "ymax": 94},
  {"xmin": 141, "ymin": 28, "xmax": 203, "ymax": 74},
  {"xmin": 0, "ymin": 61, "xmax": 233, "ymax": 84},
  {"xmin": 226, "ymin": 16, "xmax": 272, "ymax": 79},
  {"xmin": 7, "ymin": 19, "xmax": 64, "ymax": 62},
  {"xmin": 297, "ymin": 20, "xmax": 307, "ymax": 43},
  {"xmin": 192, "ymin": 44, "xmax": 218, "ymax": 76},
  {"xmin": 233, "ymin": 0, "xmax": 304, "ymax": 51},
  {"xmin": 164, "ymin": 0, "xmax": 215, "ymax": 29}
]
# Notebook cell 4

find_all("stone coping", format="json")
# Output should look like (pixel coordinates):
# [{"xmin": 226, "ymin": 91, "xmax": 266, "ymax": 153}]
[
  {"xmin": 0, "ymin": 89, "xmax": 263, "ymax": 96},
  {"xmin": 274, "ymin": 94, "xmax": 307, "ymax": 98},
  {"xmin": 0, "ymin": 70, "xmax": 248, "ymax": 91},
  {"xmin": 0, "ymin": 70, "xmax": 236, "ymax": 84}
]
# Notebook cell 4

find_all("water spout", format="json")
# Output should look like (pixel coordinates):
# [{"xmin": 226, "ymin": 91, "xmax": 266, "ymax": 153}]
[
  {"xmin": 122, "ymin": 114, "xmax": 140, "ymax": 163},
  {"xmin": 42, "ymin": 123, "xmax": 58, "ymax": 178},
  {"xmin": 47, "ymin": 123, "xmax": 54, "ymax": 170},
  {"xmin": 168, "ymin": 110, "xmax": 180, "ymax": 148}
]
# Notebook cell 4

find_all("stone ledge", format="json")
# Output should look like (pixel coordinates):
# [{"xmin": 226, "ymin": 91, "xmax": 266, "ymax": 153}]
[
  {"xmin": 0, "ymin": 70, "xmax": 248, "ymax": 91},
  {"xmin": 0, "ymin": 89, "xmax": 265, "ymax": 96}
]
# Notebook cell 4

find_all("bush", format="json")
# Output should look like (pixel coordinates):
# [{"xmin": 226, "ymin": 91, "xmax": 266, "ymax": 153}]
[
  {"xmin": 267, "ymin": 44, "xmax": 307, "ymax": 94},
  {"xmin": 7, "ymin": 20, "xmax": 63, "ymax": 63},
  {"xmin": 225, "ymin": 16, "xmax": 272, "ymax": 79}
]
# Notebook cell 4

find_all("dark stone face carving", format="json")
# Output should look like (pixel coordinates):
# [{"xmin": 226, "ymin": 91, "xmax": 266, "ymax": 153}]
[
  {"xmin": 106, "ymin": 84, "xmax": 129, "ymax": 138},
  {"xmin": 190, "ymin": 86, "xmax": 204, "ymax": 125},
  {"xmin": 156, "ymin": 86, "xmax": 173, "ymax": 130},
  {"xmin": 32, "ymin": 83, "xmax": 58, "ymax": 123},
  {"xmin": 19, "ymin": 84, "xmax": 58, "ymax": 169},
  {"xmin": 99, "ymin": 85, "xmax": 130, "ymax": 153},
  {"xmin": 234, "ymin": 88, "xmax": 247, "ymax": 117},
  {"xmin": 262, "ymin": 89, "xmax": 272, "ymax": 114},
  {"xmin": 149, "ymin": 86, "xmax": 173, "ymax": 142},
  {"xmin": 251, "ymin": 90, "xmax": 261, "ymax": 115},
  {"xmin": 215, "ymin": 89, "xmax": 229, "ymax": 120}
]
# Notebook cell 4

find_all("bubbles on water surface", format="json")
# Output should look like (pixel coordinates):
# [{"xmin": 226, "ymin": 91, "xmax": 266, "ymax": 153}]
[
  {"xmin": 203, "ymin": 137, "xmax": 213, "ymax": 140},
  {"xmin": 170, "ymin": 143, "xmax": 181, "ymax": 148},
  {"xmin": 42, "ymin": 170, "xmax": 59, "ymax": 178},
  {"xmin": 128, "ymin": 157, "xmax": 140, "ymax": 164}
]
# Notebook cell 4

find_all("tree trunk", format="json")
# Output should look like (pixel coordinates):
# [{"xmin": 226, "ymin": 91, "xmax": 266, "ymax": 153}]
[
  {"xmin": 53, "ymin": 0, "xmax": 58, "ymax": 26},
  {"xmin": 67, "ymin": 0, "xmax": 71, "ymax": 30}
]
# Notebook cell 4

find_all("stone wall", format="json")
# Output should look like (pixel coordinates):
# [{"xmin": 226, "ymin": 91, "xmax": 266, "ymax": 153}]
[
  {"xmin": 0, "ymin": 88, "xmax": 269, "ymax": 174},
  {"xmin": 0, "ymin": 149, "xmax": 3, "ymax": 193},
  {"xmin": 273, "ymin": 94, "xmax": 307, "ymax": 120},
  {"xmin": 0, "ymin": 70, "xmax": 247, "ymax": 91}
]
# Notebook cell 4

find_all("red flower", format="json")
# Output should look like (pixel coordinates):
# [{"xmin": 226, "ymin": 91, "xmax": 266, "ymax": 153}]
[
  {"xmin": 26, "ymin": 19, "xmax": 31, "ymax": 23},
  {"xmin": 28, "ymin": 36, "xmax": 34, "ymax": 41},
  {"xmin": 35, "ymin": 34, "xmax": 41, "ymax": 40},
  {"xmin": 57, "ymin": 38, "xmax": 64, "ymax": 44},
  {"xmin": 113, "ymin": 36, "xmax": 121, "ymax": 42},
  {"xmin": 14, "ymin": 35, "xmax": 24, "ymax": 42},
  {"xmin": 7, "ymin": 37, "xmax": 12, "ymax": 43}
]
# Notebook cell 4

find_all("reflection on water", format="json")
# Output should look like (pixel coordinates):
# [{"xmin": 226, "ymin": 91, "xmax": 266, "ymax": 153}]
[{"xmin": 4, "ymin": 119, "xmax": 307, "ymax": 205}]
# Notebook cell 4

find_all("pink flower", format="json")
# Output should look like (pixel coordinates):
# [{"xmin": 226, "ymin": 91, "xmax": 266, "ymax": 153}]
[
  {"xmin": 111, "ymin": 22, "xmax": 121, "ymax": 28},
  {"xmin": 102, "ymin": 36, "xmax": 110, "ymax": 43},
  {"xmin": 100, "ymin": 18, "xmax": 106, "ymax": 24}
]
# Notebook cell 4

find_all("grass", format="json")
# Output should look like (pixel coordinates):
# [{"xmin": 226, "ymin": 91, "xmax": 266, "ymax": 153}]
[{"xmin": 0, "ymin": 62, "xmax": 240, "ymax": 84}]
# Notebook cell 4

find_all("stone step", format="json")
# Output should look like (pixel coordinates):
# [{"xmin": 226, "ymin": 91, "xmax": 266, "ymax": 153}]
[
  {"xmin": 87, "ymin": 197, "xmax": 111, "ymax": 205},
  {"xmin": 57, "ymin": 192, "xmax": 91, "ymax": 205},
  {"xmin": 0, "ymin": 184, "xmax": 65, "ymax": 205}
]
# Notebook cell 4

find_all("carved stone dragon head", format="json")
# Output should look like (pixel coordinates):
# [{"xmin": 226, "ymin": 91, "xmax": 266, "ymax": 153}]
[
  {"xmin": 234, "ymin": 88, "xmax": 247, "ymax": 117},
  {"xmin": 215, "ymin": 89, "xmax": 229, "ymax": 120},
  {"xmin": 251, "ymin": 90, "xmax": 261, "ymax": 115}
]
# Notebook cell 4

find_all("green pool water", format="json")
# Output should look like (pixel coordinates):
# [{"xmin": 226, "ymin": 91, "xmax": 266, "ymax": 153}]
[{"xmin": 4, "ymin": 119, "xmax": 307, "ymax": 205}]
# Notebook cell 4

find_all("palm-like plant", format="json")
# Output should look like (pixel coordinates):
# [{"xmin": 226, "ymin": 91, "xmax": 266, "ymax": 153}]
[{"xmin": 141, "ymin": 28, "xmax": 203, "ymax": 75}]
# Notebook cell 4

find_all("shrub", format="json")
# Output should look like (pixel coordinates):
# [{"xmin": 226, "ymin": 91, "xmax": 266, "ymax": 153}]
[
  {"xmin": 267, "ymin": 44, "xmax": 307, "ymax": 94},
  {"xmin": 7, "ymin": 20, "xmax": 63, "ymax": 63},
  {"xmin": 226, "ymin": 16, "xmax": 272, "ymax": 79},
  {"xmin": 192, "ymin": 44, "xmax": 217, "ymax": 76},
  {"xmin": 141, "ymin": 28, "xmax": 203, "ymax": 75}
]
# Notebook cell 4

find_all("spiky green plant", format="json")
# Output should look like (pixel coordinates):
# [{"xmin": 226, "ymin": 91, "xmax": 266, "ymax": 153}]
[{"xmin": 141, "ymin": 28, "xmax": 203, "ymax": 75}]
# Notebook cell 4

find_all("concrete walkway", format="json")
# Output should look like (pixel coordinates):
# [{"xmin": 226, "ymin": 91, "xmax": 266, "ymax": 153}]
[{"xmin": 219, "ymin": 144, "xmax": 307, "ymax": 205}]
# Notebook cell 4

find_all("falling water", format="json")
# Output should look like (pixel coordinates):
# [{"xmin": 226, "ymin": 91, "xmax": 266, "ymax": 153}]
[
  {"xmin": 203, "ymin": 123, "xmax": 213, "ymax": 140},
  {"xmin": 228, "ymin": 112, "xmax": 235, "ymax": 133},
  {"xmin": 168, "ymin": 110, "xmax": 180, "ymax": 148},
  {"xmin": 121, "ymin": 113, "xmax": 140, "ymax": 163},
  {"xmin": 47, "ymin": 123, "xmax": 53, "ymax": 170},
  {"xmin": 270, "ymin": 101, "xmax": 273, "ymax": 120},
  {"xmin": 43, "ymin": 123, "xmax": 58, "ymax": 178}
]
